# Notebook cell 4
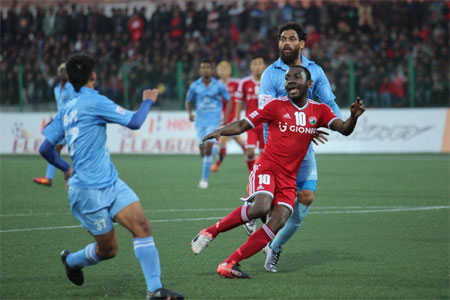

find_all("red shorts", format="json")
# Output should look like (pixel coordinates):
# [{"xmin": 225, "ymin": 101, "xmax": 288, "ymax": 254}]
[
  {"xmin": 246, "ymin": 125, "xmax": 265, "ymax": 150},
  {"xmin": 241, "ymin": 159, "xmax": 296, "ymax": 213}
]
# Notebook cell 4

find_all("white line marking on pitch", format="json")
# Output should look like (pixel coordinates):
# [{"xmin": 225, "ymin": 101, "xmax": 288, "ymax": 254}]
[
  {"xmin": 0, "ymin": 206, "xmax": 448, "ymax": 233},
  {"xmin": 0, "ymin": 205, "xmax": 436, "ymax": 217}
]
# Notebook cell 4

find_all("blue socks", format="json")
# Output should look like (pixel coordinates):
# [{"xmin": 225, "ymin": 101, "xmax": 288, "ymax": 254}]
[
  {"xmin": 133, "ymin": 236, "xmax": 162, "ymax": 292},
  {"xmin": 65, "ymin": 237, "xmax": 163, "ymax": 293},
  {"xmin": 45, "ymin": 163, "xmax": 56, "ymax": 179},
  {"xmin": 270, "ymin": 200, "xmax": 311, "ymax": 253},
  {"xmin": 66, "ymin": 243, "xmax": 101, "ymax": 268},
  {"xmin": 201, "ymin": 155, "xmax": 213, "ymax": 180}
]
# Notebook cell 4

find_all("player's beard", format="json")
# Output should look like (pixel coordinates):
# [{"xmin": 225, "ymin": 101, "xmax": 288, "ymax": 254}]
[{"xmin": 280, "ymin": 47, "xmax": 300, "ymax": 65}]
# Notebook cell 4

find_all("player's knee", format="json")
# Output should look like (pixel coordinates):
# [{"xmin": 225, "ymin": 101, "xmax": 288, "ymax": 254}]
[
  {"xmin": 267, "ymin": 214, "xmax": 288, "ymax": 232},
  {"xmin": 132, "ymin": 218, "xmax": 152, "ymax": 237},
  {"xmin": 245, "ymin": 149, "xmax": 255, "ymax": 159},
  {"xmin": 298, "ymin": 190, "xmax": 314, "ymax": 206}
]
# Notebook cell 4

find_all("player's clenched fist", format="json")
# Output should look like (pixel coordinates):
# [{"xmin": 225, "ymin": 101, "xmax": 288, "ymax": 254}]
[{"xmin": 143, "ymin": 89, "xmax": 160, "ymax": 103}]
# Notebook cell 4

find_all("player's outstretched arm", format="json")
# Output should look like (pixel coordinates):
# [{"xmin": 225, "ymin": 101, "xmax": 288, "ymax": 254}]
[
  {"xmin": 127, "ymin": 89, "xmax": 159, "ymax": 130},
  {"xmin": 330, "ymin": 97, "xmax": 365, "ymax": 136},
  {"xmin": 201, "ymin": 119, "xmax": 252, "ymax": 144}
]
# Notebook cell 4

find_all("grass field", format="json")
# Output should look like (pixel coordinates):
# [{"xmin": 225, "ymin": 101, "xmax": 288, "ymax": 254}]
[{"xmin": 1, "ymin": 153, "xmax": 449, "ymax": 300}]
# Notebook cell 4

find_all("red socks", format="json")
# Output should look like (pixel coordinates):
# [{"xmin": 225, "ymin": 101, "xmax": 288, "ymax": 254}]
[
  {"xmin": 206, "ymin": 205, "xmax": 249, "ymax": 237},
  {"xmin": 224, "ymin": 224, "xmax": 276, "ymax": 263}
]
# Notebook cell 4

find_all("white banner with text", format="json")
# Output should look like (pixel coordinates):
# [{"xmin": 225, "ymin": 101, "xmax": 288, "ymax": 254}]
[{"xmin": 1, "ymin": 108, "xmax": 448, "ymax": 154}]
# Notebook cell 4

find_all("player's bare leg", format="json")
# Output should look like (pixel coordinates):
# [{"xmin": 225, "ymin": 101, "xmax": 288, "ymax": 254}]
[{"xmin": 115, "ymin": 202, "xmax": 183, "ymax": 299}]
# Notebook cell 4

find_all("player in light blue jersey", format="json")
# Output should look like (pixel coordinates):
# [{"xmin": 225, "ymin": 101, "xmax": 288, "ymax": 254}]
[
  {"xmin": 33, "ymin": 63, "xmax": 75, "ymax": 187},
  {"xmin": 39, "ymin": 54, "xmax": 183, "ymax": 300},
  {"xmin": 185, "ymin": 59, "xmax": 231, "ymax": 189},
  {"xmin": 255, "ymin": 22, "xmax": 343, "ymax": 272}
]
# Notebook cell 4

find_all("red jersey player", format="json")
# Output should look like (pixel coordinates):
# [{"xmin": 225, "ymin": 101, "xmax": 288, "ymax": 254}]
[
  {"xmin": 235, "ymin": 55, "xmax": 267, "ymax": 172},
  {"xmin": 210, "ymin": 61, "xmax": 246, "ymax": 172},
  {"xmin": 191, "ymin": 65, "xmax": 365, "ymax": 279}
]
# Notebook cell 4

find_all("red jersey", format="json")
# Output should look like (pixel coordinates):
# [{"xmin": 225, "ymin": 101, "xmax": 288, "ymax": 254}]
[
  {"xmin": 235, "ymin": 76, "xmax": 260, "ymax": 115},
  {"xmin": 221, "ymin": 78, "xmax": 240, "ymax": 124},
  {"xmin": 245, "ymin": 97, "xmax": 338, "ymax": 179}
]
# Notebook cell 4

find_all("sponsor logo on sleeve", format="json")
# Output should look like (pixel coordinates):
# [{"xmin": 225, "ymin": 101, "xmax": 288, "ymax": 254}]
[{"xmin": 115, "ymin": 105, "xmax": 126, "ymax": 115}]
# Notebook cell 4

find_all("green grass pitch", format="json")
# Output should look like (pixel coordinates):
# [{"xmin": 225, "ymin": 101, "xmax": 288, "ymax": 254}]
[{"xmin": 1, "ymin": 153, "xmax": 449, "ymax": 299}]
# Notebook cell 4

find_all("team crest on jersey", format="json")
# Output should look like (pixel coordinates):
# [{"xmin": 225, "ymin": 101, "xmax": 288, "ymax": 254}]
[
  {"xmin": 115, "ymin": 105, "xmax": 126, "ymax": 115},
  {"xmin": 309, "ymin": 116, "xmax": 317, "ymax": 125}
]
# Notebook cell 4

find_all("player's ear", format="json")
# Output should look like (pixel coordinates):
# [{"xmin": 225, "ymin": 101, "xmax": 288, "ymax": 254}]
[
  {"xmin": 299, "ymin": 40, "xmax": 306, "ymax": 50},
  {"xmin": 90, "ymin": 72, "xmax": 96, "ymax": 83},
  {"xmin": 307, "ymin": 79, "xmax": 313, "ymax": 88}
]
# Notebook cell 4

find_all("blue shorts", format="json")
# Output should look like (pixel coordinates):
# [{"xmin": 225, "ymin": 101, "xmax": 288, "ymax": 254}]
[
  {"xmin": 196, "ymin": 124, "xmax": 220, "ymax": 145},
  {"xmin": 68, "ymin": 178, "xmax": 139, "ymax": 235},
  {"xmin": 56, "ymin": 138, "xmax": 65, "ymax": 146},
  {"xmin": 296, "ymin": 146, "xmax": 317, "ymax": 192}
]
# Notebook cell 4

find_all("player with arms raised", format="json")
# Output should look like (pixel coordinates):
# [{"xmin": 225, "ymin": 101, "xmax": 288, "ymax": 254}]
[
  {"xmin": 191, "ymin": 66, "xmax": 365, "ymax": 279},
  {"xmin": 38, "ymin": 54, "xmax": 183, "ymax": 300},
  {"xmin": 257, "ymin": 22, "xmax": 344, "ymax": 272}
]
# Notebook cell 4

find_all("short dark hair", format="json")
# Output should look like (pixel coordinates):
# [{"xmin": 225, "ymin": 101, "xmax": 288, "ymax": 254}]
[
  {"xmin": 66, "ymin": 54, "xmax": 95, "ymax": 92},
  {"xmin": 200, "ymin": 58, "xmax": 212, "ymax": 65},
  {"xmin": 278, "ymin": 22, "xmax": 307, "ymax": 42},
  {"xmin": 250, "ymin": 54, "xmax": 266, "ymax": 63},
  {"xmin": 290, "ymin": 65, "xmax": 311, "ymax": 81}
]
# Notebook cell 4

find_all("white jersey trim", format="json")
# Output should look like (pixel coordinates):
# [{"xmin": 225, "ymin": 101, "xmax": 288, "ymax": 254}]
[
  {"xmin": 239, "ymin": 191, "xmax": 274, "ymax": 202},
  {"xmin": 244, "ymin": 117, "xmax": 255, "ymax": 128},
  {"xmin": 327, "ymin": 117, "xmax": 340, "ymax": 129}
]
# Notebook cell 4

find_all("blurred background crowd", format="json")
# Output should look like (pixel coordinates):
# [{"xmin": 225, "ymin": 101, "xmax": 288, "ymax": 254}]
[{"xmin": 1, "ymin": 0, "xmax": 449, "ymax": 111}]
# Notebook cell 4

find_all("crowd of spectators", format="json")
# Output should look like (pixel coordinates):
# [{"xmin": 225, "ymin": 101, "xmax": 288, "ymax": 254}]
[{"xmin": 1, "ymin": 0, "xmax": 448, "ymax": 110}]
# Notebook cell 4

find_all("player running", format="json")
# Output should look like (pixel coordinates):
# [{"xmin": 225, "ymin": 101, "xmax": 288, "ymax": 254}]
[
  {"xmin": 38, "ymin": 54, "xmax": 183, "ymax": 300},
  {"xmin": 191, "ymin": 65, "xmax": 365, "ymax": 279},
  {"xmin": 235, "ymin": 55, "xmax": 267, "ymax": 173},
  {"xmin": 210, "ymin": 60, "xmax": 246, "ymax": 172},
  {"xmin": 256, "ymin": 22, "xmax": 344, "ymax": 272},
  {"xmin": 185, "ymin": 59, "xmax": 231, "ymax": 189},
  {"xmin": 33, "ymin": 63, "xmax": 75, "ymax": 186}
]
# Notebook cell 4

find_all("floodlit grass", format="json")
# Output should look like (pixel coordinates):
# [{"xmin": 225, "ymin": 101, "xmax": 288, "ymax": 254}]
[{"xmin": 1, "ymin": 154, "xmax": 449, "ymax": 299}]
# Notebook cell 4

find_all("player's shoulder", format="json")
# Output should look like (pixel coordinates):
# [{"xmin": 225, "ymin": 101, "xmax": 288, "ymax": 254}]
[
  {"xmin": 261, "ymin": 96, "xmax": 289, "ymax": 109},
  {"xmin": 240, "ymin": 76, "xmax": 254, "ymax": 85},
  {"xmin": 308, "ymin": 99, "xmax": 333, "ymax": 112},
  {"xmin": 229, "ymin": 77, "xmax": 240, "ymax": 85}
]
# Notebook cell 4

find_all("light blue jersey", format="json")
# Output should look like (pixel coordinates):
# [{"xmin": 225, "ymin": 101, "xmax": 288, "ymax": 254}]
[
  {"xmin": 43, "ymin": 87, "xmax": 133, "ymax": 189},
  {"xmin": 259, "ymin": 56, "xmax": 342, "ymax": 117},
  {"xmin": 259, "ymin": 55, "xmax": 342, "ymax": 187},
  {"xmin": 54, "ymin": 82, "xmax": 75, "ymax": 111},
  {"xmin": 186, "ymin": 77, "xmax": 230, "ymax": 127}
]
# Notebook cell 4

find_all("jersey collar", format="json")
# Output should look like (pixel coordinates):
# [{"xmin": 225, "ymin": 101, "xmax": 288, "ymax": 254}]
[
  {"xmin": 79, "ymin": 87, "xmax": 99, "ymax": 94},
  {"xmin": 289, "ymin": 98, "xmax": 310, "ymax": 111}
]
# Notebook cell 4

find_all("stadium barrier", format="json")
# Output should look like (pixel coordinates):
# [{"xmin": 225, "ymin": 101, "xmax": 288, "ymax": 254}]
[{"xmin": 1, "ymin": 108, "xmax": 449, "ymax": 154}]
